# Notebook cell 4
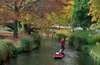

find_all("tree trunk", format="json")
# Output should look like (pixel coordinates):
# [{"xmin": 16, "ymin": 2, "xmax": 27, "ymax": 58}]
[
  {"xmin": 13, "ymin": 20, "xmax": 18, "ymax": 39},
  {"xmin": 13, "ymin": 4, "xmax": 19, "ymax": 39}
]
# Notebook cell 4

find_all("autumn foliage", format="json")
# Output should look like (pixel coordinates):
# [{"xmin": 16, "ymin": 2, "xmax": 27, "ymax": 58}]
[{"xmin": 88, "ymin": 0, "xmax": 100, "ymax": 23}]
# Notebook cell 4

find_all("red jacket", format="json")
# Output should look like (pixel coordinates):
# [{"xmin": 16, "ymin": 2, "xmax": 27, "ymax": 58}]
[{"xmin": 59, "ymin": 40, "xmax": 65, "ymax": 46}]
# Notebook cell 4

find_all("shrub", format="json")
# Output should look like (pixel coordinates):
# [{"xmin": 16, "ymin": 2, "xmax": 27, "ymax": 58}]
[
  {"xmin": 89, "ymin": 45, "xmax": 100, "ymax": 65},
  {"xmin": 0, "ymin": 41, "xmax": 9, "ymax": 64},
  {"xmin": 0, "ymin": 39, "xmax": 17, "ymax": 58},
  {"xmin": 68, "ymin": 31, "xmax": 95, "ymax": 50},
  {"xmin": 20, "ymin": 38, "xmax": 31, "ymax": 46},
  {"xmin": 0, "ymin": 39, "xmax": 17, "ymax": 64},
  {"xmin": 93, "ymin": 33, "xmax": 100, "ymax": 43},
  {"xmin": 5, "ymin": 41, "xmax": 17, "ymax": 57},
  {"xmin": 68, "ymin": 34, "xmax": 87, "ymax": 50},
  {"xmin": 20, "ymin": 37, "xmax": 32, "ymax": 51}
]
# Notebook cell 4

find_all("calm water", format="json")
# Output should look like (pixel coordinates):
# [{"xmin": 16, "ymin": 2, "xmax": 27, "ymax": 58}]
[{"xmin": 6, "ymin": 38, "xmax": 79, "ymax": 65}]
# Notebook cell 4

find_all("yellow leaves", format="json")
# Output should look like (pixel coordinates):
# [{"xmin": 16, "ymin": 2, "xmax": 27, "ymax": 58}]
[
  {"xmin": 47, "ymin": 12, "xmax": 67, "ymax": 25},
  {"xmin": 91, "ymin": 16, "xmax": 97, "ymax": 22},
  {"xmin": 55, "ymin": 28, "xmax": 72, "ymax": 36},
  {"xmin": 31, "ymin": 18, "xmax": 53, "ymax": 29},
  {"xmin": 20, "ymin": 11, "xmax": 53, "ymax": 29},
  {"xmin": 47, "ymin": 0, "xmax": 74, "ymax": 25},
  {"xmin": 47, "ymin": 14, "xmax": 53, "ymax": 21},
  {"xmin": 47, "ymin": 12, "xmax": 56, "ymax": 21},
  {"xmin": 25, "ymin": 0, "xmax": 33, "ymax": 3},
  {"xmin": 0, "ymin": 8, "xmax": 4, "ymax": 12},
  {"xmin": 63, "ymin": 6, "xmax": 73, "ymax": 17},
  {"xmin": 0, "ymin": 5, "xmax": 8, "ymax": 12},
  {"xmin": 67, "ymin": 0, "xmax": 74, "ymax": 5},
  {"xmin": 20, "ymin": 11, "xmax": 33, "ymax": 24},
  {"xmin": 62, "ymin": 0, "xmax": 74, "ymax": 17},
  {"xmin": 89, "ymin": 0, "xmax": 100, "ymax": 23}
]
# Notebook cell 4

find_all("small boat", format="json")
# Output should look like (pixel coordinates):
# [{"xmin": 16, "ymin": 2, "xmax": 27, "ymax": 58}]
[{"xmin": 52, "ymin": 49, "xmax": 65, "ymax": 59}]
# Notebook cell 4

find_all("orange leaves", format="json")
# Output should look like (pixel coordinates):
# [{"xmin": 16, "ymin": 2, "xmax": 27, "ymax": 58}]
[
  {"xmin": 0, "ymin": 5, "xmax": 16, "ymax": 23},
  {"xmin": 0, "ymin": 0, "xmax": 74, "ymax": 29},
  {"xmin": 19, "ymin": 11, "xmax": 53, "ymax": 29},
  {"xmin": 0, "ymin": 11, "xmax": 15, "ymax": 21},
  {"xmin": 0, "ymin": 0, "xmax": 33, "ymax": 22},
  {"xmin": 35, "ymin": 0, "xmax": 67, "ymax": 17}
]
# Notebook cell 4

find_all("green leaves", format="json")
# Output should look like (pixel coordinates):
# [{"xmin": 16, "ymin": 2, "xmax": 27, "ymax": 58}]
[
  {"xmin": 47, "ymin": 12, "xmax": 67, "ymax": 25},
  {"xmin": 72, "ymin": 0, "xmax": 91, "ymax": 29}
]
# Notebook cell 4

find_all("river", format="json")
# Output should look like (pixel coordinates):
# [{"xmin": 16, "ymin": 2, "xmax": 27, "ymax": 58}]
[{"xmin": 5, "ymin": 38, "xmax": 80, "ymax": 65}]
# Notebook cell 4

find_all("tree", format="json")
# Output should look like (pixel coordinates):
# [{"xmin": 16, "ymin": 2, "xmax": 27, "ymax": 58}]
[
  {"xmin": 47, "ymin": 0, "xmax": 74, "ymax": 26},
  {"xmin": 72, "ymin": 0, "xmax": 91, "ymax": 29},
  {"xmin": 88, "ymin": 0, "xmax": 100, "ymax": 23},
  {"xmin": 20, "ymin": 13, "xmax": 53, "ymax": 32},
  {"xmin": 0, "ymin": 0, "xmax": 38, "ymax": 38},
  {"xmin": 0, "ymin": 0, "xmax": 69, "ymax": 38},
  {"xmin": 0, "ymin": 5, "xmax": 16, "ymax": 23}
]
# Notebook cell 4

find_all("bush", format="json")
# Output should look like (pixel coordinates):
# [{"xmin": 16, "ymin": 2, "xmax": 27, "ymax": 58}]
[
  {"xmin": 80, "ymin": 45, "xmax": 100, "ymax": 65},
  {"xmin": 93, "ymin": 33, "xmax": 100, "ymax": 43},
  {"xmin": 5, "ymin": 41, "xmax": 17, "ymax": 57},
  {"xmin": 0, "ymin": 41, "xmax": 9, "ymax": 64},
  {"xmin": 21, "ymin": 38, "xmax": 31, "ymax": 46},
  {"xmin": 89, "ymin": 45, "xmax": 100, "ymax": 65},
  {"xmin": 0, "ymin": 39, "xmax": 17, "ymax": 64},
  {"xmin": 68, "ymin": 34, "xmax": 87, "ymax": 50},
  {"xmin": 68, "ymin": 31, "xmax": 95, "ymax": 50},
  {"xmin": 20, "ymin": 37, "xmax": 32, "ymax": 52},
  {"xmin": 0, "ymin": 40, "xmax": 17, "ymax": 57}
]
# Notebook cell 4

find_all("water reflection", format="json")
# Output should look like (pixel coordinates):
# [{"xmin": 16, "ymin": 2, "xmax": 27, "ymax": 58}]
[{"xmin": 6, "ymin": 39, "xmax": 79, "ymax": 65}]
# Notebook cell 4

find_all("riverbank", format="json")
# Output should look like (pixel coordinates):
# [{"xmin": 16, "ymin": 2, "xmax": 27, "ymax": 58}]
[{"xmin": 0, "ymin": 32, "xmax": 41, "ymax": 65}]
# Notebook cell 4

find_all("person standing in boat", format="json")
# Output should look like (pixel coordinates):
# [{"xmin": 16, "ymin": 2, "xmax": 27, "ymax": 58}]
[{"xmin": 59, "ymin": 38, "xmax": 65, "ymax": 53}]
